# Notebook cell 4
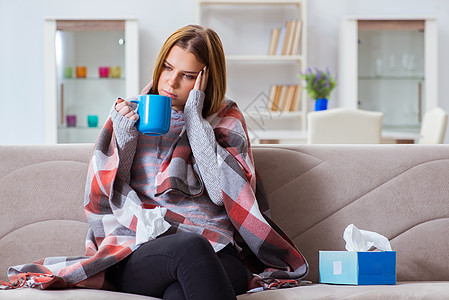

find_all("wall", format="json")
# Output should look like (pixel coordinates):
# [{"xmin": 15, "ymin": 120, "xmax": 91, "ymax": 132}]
[{"xmin": 1, "ymin": 0, "xmax": 448, "ymax": 144}]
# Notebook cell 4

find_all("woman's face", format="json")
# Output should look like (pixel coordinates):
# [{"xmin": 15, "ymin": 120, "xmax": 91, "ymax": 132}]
[{"xmin": 158, "ymin": 45, "xmax": 205, "ymax": 111}]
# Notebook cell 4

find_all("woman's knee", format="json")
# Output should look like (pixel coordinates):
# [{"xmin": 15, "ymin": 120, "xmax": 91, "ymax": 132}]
[
  {"xmin": 163, "ymin": 232, "xmax": 213, "ymax": 256},
  {"xmin": 133, "ymin": 232, "xmax": 213, "ymax": 261}
]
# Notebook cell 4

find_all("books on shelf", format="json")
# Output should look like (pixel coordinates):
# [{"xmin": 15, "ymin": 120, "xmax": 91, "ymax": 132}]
[
  {"xmin": 268, "ymin": 28, "xmax": 281, "ymax": 56},
  {"xmin": 268, "ymin": 84, "xmax": 302, "ymax": 112},
  {"xmin": 268, "ymin": 19, "xmax": 302, "ymax": 56},
  {"xmin": 290, "ymin": 19, "xmax": 303, "ymax": 55}
]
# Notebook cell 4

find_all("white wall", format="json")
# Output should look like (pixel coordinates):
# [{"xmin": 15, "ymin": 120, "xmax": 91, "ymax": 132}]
[{"xmin": 1, "ymin": 0, "xmax": 448, "ymax": 144}]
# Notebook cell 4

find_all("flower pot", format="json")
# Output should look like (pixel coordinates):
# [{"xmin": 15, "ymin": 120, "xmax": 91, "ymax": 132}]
[{"xmin": 315, "ymin": 98, "xmax": 328, "ymax": 111}]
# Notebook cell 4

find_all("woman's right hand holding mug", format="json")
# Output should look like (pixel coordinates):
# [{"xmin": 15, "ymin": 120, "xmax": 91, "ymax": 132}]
[{"xmin": 115, "ymin": 98, "xmax": 139, "ymax": 121}]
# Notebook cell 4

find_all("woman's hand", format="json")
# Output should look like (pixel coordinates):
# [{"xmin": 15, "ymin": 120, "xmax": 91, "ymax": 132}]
[
  {"xmin": 115, "ymin": 98, "xmax": 139, "ymax": 121},
  {"xmin": 194, "ymin": 66, "xmax": 208, "ymax": 92}
]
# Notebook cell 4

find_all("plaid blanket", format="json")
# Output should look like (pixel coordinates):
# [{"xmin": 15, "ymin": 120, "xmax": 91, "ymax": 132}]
[{"xmin": 4, "ymin": 97, "xmax": 308, "ymax": 290}]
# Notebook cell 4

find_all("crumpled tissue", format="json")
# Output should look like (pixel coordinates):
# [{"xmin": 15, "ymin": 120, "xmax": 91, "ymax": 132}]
[
  {"xmin": 343, "ymin": 224, "xmax": 392, "ymax": 252},
  {"xmin": 130, "ymin": 206, "xmax": 171, "ymax": 246}
]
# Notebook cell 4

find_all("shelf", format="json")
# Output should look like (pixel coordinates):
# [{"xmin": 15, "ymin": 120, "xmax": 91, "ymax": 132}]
[
  {"xmin": 358, "ymin": 75, "xmax": 425, "ymax": 80},
  {"xmin": 248, "ymin": 130, "xmax": 306, "ymax": 143},
  {"xmin": 58, "ymin": 126, "xmax": 101, "ymax": 130},
  {"xmin": 45, "ymin": 18, "xmax": 138, "ymax": 144},
  {"xmin": 62, "ymin": 77, "xmax": 125, "ymax": 81},
  {"xmin": 198, "ymin": 0, "xmax": 301, "ymax": 5},
  {"xmin": 58, "ymin": 125, "xmax": 102, "ymax": 144},
  {"xmin": 198, "ymin": 0, "xmax": 307, "ymax": 132},
  {"xmin": 339, "ymin": 17, "xmax": 438, "ymax": 123},
  {"xmin": 244, "ymin": 110, "xmax": 303, "ymax": 117},
  {"xmin": 226, "ymin": 55, "xmax": 303, "ymax": 62},
  {"xmin": 383, "ymin": 125, "xmax": 420, "ymax": 132}
]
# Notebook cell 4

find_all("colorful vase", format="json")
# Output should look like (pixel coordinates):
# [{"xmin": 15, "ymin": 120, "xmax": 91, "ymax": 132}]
[{"xmin": 315, "ymin": 98, "xmax": 328, "ymax": 111}]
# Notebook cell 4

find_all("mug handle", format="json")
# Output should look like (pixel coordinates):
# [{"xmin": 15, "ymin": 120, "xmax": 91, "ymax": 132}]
[
  {"xmin": 129, "ymin": 99, "xmax": 139, "ymax": 116},
  {"xmin": 130, "ymin": 98, "xmax": 139, "ymax": 109}
]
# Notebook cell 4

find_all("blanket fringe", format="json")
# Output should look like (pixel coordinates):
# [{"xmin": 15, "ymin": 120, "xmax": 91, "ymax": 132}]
[{"xmin": 0, "ymin": 273, "xmax": 55, "ymax": 290}]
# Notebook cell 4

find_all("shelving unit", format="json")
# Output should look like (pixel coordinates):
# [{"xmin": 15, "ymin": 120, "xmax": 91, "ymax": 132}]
[
  {"xmin": 44, "ymin": 18, "xmax": 139, "ymax": 144},
  {"xmin": 57, "ymin": 76, "xmax": 126, "ymax": 143},
  {"xmin": 339, "ymin": 17, "xmax": 438, "ymax": 132},
  {"xmin": 196, "ymin": 0, "xmax": 307, "ymax": 141}
]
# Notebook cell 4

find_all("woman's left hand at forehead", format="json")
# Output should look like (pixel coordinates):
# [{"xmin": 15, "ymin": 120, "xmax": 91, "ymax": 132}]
[{"xmin": 194, "ymin": 66, "xmax": 208, "ymax": 93}]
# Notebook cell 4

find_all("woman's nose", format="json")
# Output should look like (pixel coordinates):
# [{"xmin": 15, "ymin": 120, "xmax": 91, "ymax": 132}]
[{"xmin": 168, "ymin": 74, "xmax": 178, "ymax": 88}]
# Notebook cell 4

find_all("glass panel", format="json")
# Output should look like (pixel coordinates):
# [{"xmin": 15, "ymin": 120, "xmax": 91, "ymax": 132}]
[
  {"xmin": 358, "ymin": 29, "xmax": 425, "ymax": 132},
  {"xmin": 55, "ymin": 28, "xmax": 125, "ymax": 143}
]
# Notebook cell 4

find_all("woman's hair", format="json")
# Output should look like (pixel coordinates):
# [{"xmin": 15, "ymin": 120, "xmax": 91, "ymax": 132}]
[{"xmin": 150, "ymin": 25, "xmax": 227, "ymax": 118}]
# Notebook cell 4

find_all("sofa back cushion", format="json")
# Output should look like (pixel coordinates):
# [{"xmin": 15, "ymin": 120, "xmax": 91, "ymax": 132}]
[
  {"xmin": 252, "ymin": 144, "xmax": 449, "ymax": 282},
  {"xmin": 0, "ymin": 144, "xmax": 92, "ymax": 282}
]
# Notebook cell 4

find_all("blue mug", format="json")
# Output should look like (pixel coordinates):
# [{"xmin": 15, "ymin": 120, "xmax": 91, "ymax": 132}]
[{"xmin": 131, "ymin": 94, "xmax": 172, "ymax": 136}]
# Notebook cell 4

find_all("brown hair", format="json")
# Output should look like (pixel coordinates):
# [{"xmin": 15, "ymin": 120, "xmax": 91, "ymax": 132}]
[{"xmin": 150, "ymin": 25, "xmax": 227, "ymax": 118}]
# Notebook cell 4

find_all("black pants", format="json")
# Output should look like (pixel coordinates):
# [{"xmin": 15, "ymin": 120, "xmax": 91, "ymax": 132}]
[{"xmin": 106, "ymin": 232, "xmax": 248, "ymax": 300}]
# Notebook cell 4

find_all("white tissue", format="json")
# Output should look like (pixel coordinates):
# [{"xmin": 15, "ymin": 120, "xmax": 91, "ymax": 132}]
[
  {"xmin": 343, "ymin": 224, "xmax": 392, "ymax": 252},
  {"xmin": 130, "ymin": 206, "xmax": 171, "ymax": 246}
]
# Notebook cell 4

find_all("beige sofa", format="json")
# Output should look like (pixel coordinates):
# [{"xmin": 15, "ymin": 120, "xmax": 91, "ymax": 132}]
[{"xmin": 1, "ymin": 143, "xmax": 449, "ymax": 299}]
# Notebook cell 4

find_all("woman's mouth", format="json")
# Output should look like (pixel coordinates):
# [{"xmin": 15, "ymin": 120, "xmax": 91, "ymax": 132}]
[{"xmin": 162, "ymin": 90, "xmax": 176, "ymax": 98}]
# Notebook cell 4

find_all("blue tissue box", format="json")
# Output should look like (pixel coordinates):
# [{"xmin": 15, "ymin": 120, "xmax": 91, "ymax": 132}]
[{"xmin": 319, "ymin": 251, "xmax": 396, "ymax": 285}]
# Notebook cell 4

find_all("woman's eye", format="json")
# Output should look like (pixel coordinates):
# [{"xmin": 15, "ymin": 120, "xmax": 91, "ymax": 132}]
[
  {"xmin": 184, "ymin": 74, "xmax": 195, "ymax": 80},
  {"xmin": 164, "ymin": 64, "xmax": 172, "ymax": 71}
]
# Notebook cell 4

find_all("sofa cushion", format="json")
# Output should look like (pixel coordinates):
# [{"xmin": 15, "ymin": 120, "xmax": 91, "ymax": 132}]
[
  {"xmin": 1, "ymin": 281, "xmax": 449, "ymax": 299},
  {"xmin": 252, "ymin": 144, "xmax": 449, "ymax": 283},
  {"xmin": 0, "ymin": 288, "xmax": 157, "ymax": 300},
  {"xmin": 237, "ymin": 282, "xmax": 449, "ymax": 300},
  {"xmin": 0, "ymin": 144, "xmax": 92, "ymax": 283}
]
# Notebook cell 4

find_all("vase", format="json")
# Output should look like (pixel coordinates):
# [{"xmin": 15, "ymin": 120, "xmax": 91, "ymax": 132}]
[
  {"xmin": 76, "ymin": 66, "xmax": 87, "ymax": 78},
  {"xmin": 98, "ymin": 66, "xmax": 110, "ymax": 78},
  {"xmin": 315, "ymin": 98, "xmax": 328, "ymax": 111},
  {"xmin": 87, "ymin": 115, "xmax": 99, "ymax": 127},
  {"xmin": 66, "ymin": 115, "xmax": 77, "ymax": 127}
]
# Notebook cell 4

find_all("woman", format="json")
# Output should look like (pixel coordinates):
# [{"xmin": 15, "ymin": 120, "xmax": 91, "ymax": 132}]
[
  {"xmin": 106, "ymin": 25, "xmax": 247, "ymax": 299},
  {"xmin": 6, "ymin": 25, "xmax": 307, "ymax": 299}
]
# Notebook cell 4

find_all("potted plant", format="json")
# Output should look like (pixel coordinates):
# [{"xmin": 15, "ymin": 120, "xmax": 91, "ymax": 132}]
[{"xmin": 299, "ymin": 67, "xmax": 337, "ymax": 111}]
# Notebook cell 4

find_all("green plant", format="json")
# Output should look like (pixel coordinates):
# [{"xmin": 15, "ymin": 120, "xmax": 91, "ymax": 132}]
[{"xmin": 299, "ymin": 68, "xmax": 337, "ymax": 100}]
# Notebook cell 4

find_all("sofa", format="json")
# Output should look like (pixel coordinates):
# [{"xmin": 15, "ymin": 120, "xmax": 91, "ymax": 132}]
[{"xmin": 1, "ymin": 143, "xmax": 449, "ymax": 299}]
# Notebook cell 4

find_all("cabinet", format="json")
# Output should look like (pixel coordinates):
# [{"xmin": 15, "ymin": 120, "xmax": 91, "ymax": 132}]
[
  {"xmin": 196, "ymin": 0, "xmax": 307, "ymax": 141},
  {"xmin": 339, "ymin": 17, "xmax": 438, "ymax": 132},
  {"xmin": 44, "ymin": 18, "xmax": 139, "ymax": 143}
]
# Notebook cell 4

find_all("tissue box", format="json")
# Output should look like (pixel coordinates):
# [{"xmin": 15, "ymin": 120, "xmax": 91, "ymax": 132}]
[{"xmin": 319, "ymin": 251, "xmax": 396, "ymax": 285}]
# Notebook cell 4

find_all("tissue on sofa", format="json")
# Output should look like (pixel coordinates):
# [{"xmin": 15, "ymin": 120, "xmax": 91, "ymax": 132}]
[{"xmin": 319, "ymin": 224, "xmax": 396, "ymax": 285}]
